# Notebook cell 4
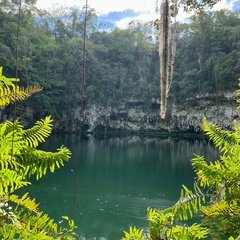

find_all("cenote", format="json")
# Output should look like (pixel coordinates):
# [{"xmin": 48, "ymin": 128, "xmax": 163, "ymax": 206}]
[{"xmin": 24, "ymin": 134, "xmax": 219, "ymax": 239}]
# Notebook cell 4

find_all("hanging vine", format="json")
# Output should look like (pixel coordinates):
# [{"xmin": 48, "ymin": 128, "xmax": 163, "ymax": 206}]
[
  {"xmin": 68, "ymin": 0, "xmax": 88, "ymax": 219},
  {"xmin": 157, "ymin": 0, "xmax": 221, "ymax": 119},
  {"xmin": 157, "ymin": 0, "xmax": 178, "ymax": 119}
]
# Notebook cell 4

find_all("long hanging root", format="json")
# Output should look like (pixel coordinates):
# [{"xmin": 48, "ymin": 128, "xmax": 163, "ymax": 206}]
[
  {"xmin": 168, "ymin": 0, "xmax": 177, "ymax": 92},
  {"xmin": 159, "ymin": 0, "xmax": 170, "ymax": 119},
  {"xmin": 159, "ymin": 0, "xmax": 178, "ymax": 119}
]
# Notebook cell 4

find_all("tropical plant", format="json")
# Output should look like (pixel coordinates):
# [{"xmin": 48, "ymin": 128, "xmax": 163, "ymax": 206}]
[
  {"xmin": 0, "ymin": 67, "xmax": 76, "ymax": 239},
  {"xmin": 0, "ymin": 67, "xmax": 42, "ymax": 105},
  {"xmin": 122, "ymin": 226, "xmax": 144, "ymax": 240},
  {"xmin": 122, "ymin": 81, "xmax": 240, "ymax": 239}
]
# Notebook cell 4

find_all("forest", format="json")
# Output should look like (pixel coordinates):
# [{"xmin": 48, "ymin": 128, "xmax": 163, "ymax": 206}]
[
  {"xmin": 1, "ymin": 1, "xmax": 240, "ymax": 239},
  {"xmin": 0, "ymin": 1, "xmax": 240, "ymax": 118}
]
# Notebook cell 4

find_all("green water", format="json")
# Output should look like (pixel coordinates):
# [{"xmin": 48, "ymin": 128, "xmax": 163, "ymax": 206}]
[{"xmin": 26, "ymin": 134, "xmax": 219, "ymax": 239}]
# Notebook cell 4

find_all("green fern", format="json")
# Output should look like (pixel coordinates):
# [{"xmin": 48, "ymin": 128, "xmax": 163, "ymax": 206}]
[
  {"xmin": 147, "ymin": 203, "xmax": 209, "ymax": 240},
  {"xmin": 123, "ymin": 85, "xmax": 240, "ymax": 239},
  {"xmin": 0, "ymin": 66, "xmax": 76, "ymax": 239},
  {"xmin": 23, "ymin": 116, "xmax": 53, "ymax": 148},
  {"xmin": 202, "ymin": 200, "xmax": 229, "ymax": 217},
  {"xmin": 122, "ymin": 226, "xmax": 144, "ymax": 240},
  {"xmin": 203, "ymin": 117, "xmax": 239, "ymax": 154},
  {"xmin": 19, "ymin": 146, "xmax": 71, "ymax": 179},
  {"xmin": 0, "ymin": 169, "xmax": 30, "ymax": 195},
  {"xmin": 191, "ymin": 154, "xmax": 223, "ymax": 188},
  {"xmin": 172, "ymin": 184, "xmax": 206, "ymax": 221},
  {"xmin": 0, "ymin": 67, "xmax": 42, "ymax": 106},
  {"xmin": 168, "ymin": 223, "xmax": 209, "ymax": 240}
]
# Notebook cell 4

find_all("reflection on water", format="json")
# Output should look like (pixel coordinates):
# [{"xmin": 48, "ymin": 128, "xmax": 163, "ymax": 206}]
[{"xmin": 26, "ymin": 135, "xmax": 219, "ymax": 240}]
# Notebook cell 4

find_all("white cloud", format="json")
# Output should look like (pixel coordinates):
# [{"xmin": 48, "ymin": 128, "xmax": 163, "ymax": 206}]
[
  {"xmin": 116, "ymin": 13, "xmax": 158, "ymax": 29},
  {"xmin": 115, "ymin": 6, "xmax": 193, "ymax": 28},
  {"xmin": 36, "ymin": 0, "xmax": 158, "ymax": 28},
  {"xmin": 210, "ymin": 0, "xmax": 236, "ymax": 11},
  {"xmin": 36, "ymin": 0, "xmax": 157, "ymax": 14},
  {"xmin": 36, "ymin": 0, "xmax": 236, "ymax": 28},
  {"xmin": 114, "ymin": 0, "xmax": 236, "ymax": 29},
  {"xmin": 36, "ymin": 0, "xmax": 236, "ymax": 13},
  {"xmin": 89, "ymin": 0, "xmax": 154, "ymax": 14}
]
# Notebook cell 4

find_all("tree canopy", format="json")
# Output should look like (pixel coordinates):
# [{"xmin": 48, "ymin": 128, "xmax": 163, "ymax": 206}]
[{"xmin": 0, "ymin": 2, "xmax": 239, "ymax": 119}]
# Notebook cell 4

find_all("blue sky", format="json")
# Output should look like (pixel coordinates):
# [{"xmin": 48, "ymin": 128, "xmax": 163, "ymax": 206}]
[{"xmin": 36, "ymin": 0, "xmax": 239, "ymax": 28}]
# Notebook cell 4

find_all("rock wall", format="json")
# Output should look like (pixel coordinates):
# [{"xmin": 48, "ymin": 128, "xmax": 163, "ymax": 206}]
[
  {"xmin": 53, "ymin": 92, "xmax": 240, "ymax": 133},
  {"xmin": 2, "ymin": 92, "xmax": 239, "ymax": 134}
]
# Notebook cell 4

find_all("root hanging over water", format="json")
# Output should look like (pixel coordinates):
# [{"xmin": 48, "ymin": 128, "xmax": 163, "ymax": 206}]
[{"xmin": 159, "ymin": 0, "xmax": 178, "ymax": 119}]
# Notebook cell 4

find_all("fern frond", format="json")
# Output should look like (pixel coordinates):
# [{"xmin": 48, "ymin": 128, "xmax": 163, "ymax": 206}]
[
  {"xmin": 149, "ymin": 184, "xmax": 206, "ymax": 226},
  {"xmin": 14, "ymin": 85, "xmax": 43, "ymax": 101},
  {"xmin": 8, "ymin": 193, "xmax": 39, "ymax": 213},
  {"xmin": 169, "ymin": 223, "xmax": 209, "ymax": 239},
  {"xmin": 23, "ymin": 116, "xmax": 53, "ymax": 148},
  {"xmin": 192, "ymin": 154, "xmax": 224, "ymax": 188},
  {"xmin": 0, "ymin": 66, "xmax": 42, "ymax": 106},
  {"xmin": 0, "ymin": 150, "xmax": 24, "ymax": 172},
  {"xmin": 203, "ymin": 117, "xmax": 238, "ymax": 154},
  {"xmin": 18, "ymin": 146, "xmax": 71, "ymax": 179},
  {"xmin": 0, "ymin": 169, "xmax": 30, "ymax": 195},
  {"xmin": 170, "ymin": 184, "xmax": 206, "ymax": 221},
  {"xmin": 0, "ymin": 120, "xmax": 25, "ymax": 172},
  {"xmin": 122, "ymin": 226, "xmax": 144, "ymax": 240},
  {"xmin": 0, "ymin": 67, "xmax": 76, "ymax": 239},
  {"xmin": 0, "ymin": 85, "xmax": 43, "ymax": 106},
  {"xmin": 0, "ymin": 66, "xmax": 19, "ymax": 86},
  {"xmin": 0, "ymin": 120, "xmax": 25, "ymax": 155},
  {"xmin": 0, "ymin": 193, "xmax": 76, "ymax": 239},
  {"xmin": 0, "ymin": 210, "xmax": 58, "ymax": 239},
  {"xmin": 202, "ymin": 201, "xmax": 229, "ymax": 217}
]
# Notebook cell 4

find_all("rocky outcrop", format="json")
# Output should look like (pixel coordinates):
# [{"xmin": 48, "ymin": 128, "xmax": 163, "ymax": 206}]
[
  {"xmin": 54, "ymin": 92, "xmax": 239, "ymax": 133},
  {"xmin": 2, "ymin": 92, "xmax": 239, "ymax": 134}
]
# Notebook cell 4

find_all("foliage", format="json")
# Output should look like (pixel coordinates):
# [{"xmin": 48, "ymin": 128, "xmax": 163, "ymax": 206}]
[
  {"xmin": 125, "ymin": 183, "xmax": 208, "ymax": 240},
  {"xmin": 180, "ymin": 0, "xmax": 221, "ymax": 12},
  {"xmin": 1, "ymin": 2, "xmax": 239, "ymax": 118},
  {"xmin": 123, "ymin": 87, "xmax": 240, "ymax": 239},
  {"xmin": 122, "ymin": 226, "xmax": 144, "ymax": 240},
  {"xmin": 0, "ymin": 67, "xmax": 76, "ymax": 239},
  {"xmin": 0, "ymin": 66, "xmax": 42, "ymax": 105}
]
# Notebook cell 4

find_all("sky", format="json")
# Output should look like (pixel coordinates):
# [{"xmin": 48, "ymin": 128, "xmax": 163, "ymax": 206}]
[{"xmin": 36, "ymin": 0, "xmax": 239, "ymax": 28}]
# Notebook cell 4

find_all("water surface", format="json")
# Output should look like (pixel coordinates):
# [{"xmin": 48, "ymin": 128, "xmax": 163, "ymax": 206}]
[{"xmin": 26, "ymin": 135, "xmax": 219, "ymax": 239}]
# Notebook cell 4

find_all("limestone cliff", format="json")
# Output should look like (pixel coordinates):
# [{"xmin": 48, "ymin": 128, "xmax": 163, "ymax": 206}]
[
  {"xmin": 53, "ymin": 92, "xmax": 240, "ymax": 133},
  {"xmin": 2, "ymin": 92, "xmax": 239, "ymax": 134}
]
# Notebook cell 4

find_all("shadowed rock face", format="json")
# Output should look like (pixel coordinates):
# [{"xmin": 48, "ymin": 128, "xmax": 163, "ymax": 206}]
[
  {"xmin": 62, "ymin": 92, "xmax": 239, "ymax": 133},
  {"xmin": 2, "ymin": 92, "xmax": 239, "ymax": 134}
]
